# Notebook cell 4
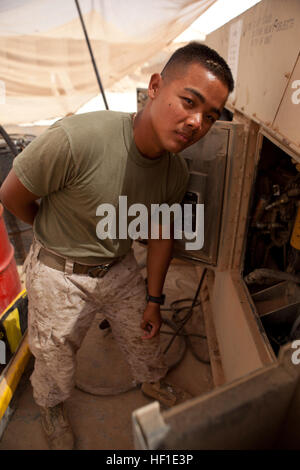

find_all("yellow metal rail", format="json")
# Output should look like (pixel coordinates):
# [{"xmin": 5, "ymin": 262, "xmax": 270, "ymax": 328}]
[{"xmin": 0, "ymin": 331, "xmax": 31, "ymax": 421}]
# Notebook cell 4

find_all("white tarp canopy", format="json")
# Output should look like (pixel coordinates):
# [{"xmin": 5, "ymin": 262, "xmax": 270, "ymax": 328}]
[{"xmin": 0, "ymin": 0, "xmax": 216, "ymax": 124}]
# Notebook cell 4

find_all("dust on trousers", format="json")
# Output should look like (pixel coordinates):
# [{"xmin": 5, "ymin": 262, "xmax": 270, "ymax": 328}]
[{"xmin": 24, "ymin": 240, "xmax": 168, "ymax": 408}]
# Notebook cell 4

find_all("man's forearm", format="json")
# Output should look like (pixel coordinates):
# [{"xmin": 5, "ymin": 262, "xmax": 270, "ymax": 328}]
[{"xmin": 146, "ymin": 237, "xmax": 174, "ymax": 296}]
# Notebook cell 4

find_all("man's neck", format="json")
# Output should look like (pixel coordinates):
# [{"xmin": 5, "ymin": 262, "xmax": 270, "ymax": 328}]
[{"xmin": 133, "ymin": 109, "xmax": 165, "ymax": 159}]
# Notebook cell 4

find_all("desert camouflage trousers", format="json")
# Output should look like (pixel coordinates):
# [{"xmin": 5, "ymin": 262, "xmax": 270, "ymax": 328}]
[{"xmin": 24, "ymin": 239, "xmax": 168, "ymax": 408}]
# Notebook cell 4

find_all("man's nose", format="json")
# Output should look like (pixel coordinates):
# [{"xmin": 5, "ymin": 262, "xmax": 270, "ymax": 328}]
[{"xmin": 186, "ymin": 112, "xmax": 203, "ymax": 129}]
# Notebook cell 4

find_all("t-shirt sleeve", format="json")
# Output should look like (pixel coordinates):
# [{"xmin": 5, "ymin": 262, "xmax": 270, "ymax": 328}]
[{"xmin": 13, "ymin": 122, "xmax": 75, "ymax": 197}]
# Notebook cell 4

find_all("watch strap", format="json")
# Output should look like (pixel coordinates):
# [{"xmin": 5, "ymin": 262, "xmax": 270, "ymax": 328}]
[{"xmin": 146, "ymin": 293, "xmax": 165, "ymax": 305}]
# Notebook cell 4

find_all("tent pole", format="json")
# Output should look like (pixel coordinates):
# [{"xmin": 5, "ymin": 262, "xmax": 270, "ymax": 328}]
[{"xmin": 74, "ymin": 0, "xmax": 109, "ymax": 110}]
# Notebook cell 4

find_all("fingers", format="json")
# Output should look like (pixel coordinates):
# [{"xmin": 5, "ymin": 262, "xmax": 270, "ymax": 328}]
[{"xmin": 141, "ymin": 322, "xmax": 159, "ymax": 340}]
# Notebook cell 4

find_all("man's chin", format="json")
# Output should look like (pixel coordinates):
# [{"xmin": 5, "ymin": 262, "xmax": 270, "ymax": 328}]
[
  {"xmin": 159, "ymin": 134, "xmax": 195, "ymax": 154},
  {"xmin": 166, "ymin": 141, "xmax": 193, "ymax": 154}
]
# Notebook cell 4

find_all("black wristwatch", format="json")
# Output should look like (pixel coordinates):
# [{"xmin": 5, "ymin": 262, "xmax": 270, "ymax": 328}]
[{"xmin": 146, "ymin": 293, "xmax": 165, "ymax": 305}]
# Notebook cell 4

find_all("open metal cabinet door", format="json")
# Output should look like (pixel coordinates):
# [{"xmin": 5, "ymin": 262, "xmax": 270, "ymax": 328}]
[
  {"xmin": 173, "ymin": 118, "xmax": 277, "ymax": 385},
  {"xmin": 173, "ymin": 120, "xmax": 246, "ymax": 268},
  {"xmin": 192, "ymin": 120, "xmax": 278, "ymax": 387}
]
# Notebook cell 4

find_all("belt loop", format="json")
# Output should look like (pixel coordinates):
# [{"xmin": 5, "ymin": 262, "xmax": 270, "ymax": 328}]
[{"xmin": 65, "ymin": 259, "xmax": 74, "ymax": 275}]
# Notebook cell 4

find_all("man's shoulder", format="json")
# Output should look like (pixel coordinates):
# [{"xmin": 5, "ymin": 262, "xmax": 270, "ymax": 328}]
[
  {"xmin": 57, "ymin": 110, "xmax": 130, "ymax": 134},
  {"xmin": 52, "ymin": 111, "xmax": 131, "ymax": 156}
]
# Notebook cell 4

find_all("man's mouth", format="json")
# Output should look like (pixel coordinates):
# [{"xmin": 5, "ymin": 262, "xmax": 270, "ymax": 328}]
[{"xmin": 175, "ymin": 131, "xmax": 193, "ymax": 144}]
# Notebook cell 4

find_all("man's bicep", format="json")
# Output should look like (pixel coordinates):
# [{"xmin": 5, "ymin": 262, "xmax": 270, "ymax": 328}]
[{"xmin": 0, "ymin": 168, "xmax": 39, "ymax": 208}]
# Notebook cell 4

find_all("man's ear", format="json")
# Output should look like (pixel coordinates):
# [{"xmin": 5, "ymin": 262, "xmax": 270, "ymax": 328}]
[{"xmin": 148, "ymin": 73, "xmax": 162, "ymax": 100}]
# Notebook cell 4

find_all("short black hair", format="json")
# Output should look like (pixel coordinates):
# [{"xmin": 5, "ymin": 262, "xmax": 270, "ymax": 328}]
[{"xmin": 161, "ymin": 41, "xmax": 234, "ymax": 93}]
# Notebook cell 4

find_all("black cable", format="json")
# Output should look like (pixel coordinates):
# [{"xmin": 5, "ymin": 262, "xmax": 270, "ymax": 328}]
[
  {"xmin": 163, "ymin": 298, "xmax": 203, "ymax": 327},
  {"xmin": 99, "ymin": 269, "xmax": 210, "ymax": 366},
  {"xmin": 74, "ymin": 0, "xmax": 109, "ymax": 110},
  {"xmin": 162, "ymin": 268, "xmax": 208, "ymax": 361},
  {"xmin": 160, "ymin": 331, "xmax": 205, "ymax": 338}
]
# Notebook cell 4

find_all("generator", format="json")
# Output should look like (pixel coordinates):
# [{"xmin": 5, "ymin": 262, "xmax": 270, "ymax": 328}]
[{"xmin": 133, "ymin": 0, "xmax": 300, "ymax": 450}]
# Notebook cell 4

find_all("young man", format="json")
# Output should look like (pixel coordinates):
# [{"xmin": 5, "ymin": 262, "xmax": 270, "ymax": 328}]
[{"xmin": 0, "ymin": 42, "xmax": 233, "ymax": 450}]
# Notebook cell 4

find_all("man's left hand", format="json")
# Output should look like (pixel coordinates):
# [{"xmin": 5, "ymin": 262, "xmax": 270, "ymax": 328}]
[{"xmin": 141, "ymin": 303, "xmax": 162, "ymax": 340}]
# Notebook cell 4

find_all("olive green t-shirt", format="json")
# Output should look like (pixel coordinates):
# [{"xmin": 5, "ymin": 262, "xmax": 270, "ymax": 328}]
[{"xmin": 13, "ymin": 111, "xmax": 189, "ymax": 263}]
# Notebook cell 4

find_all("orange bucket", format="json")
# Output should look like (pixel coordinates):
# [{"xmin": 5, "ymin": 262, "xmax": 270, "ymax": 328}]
[{"xmin": 0, "ymin": 203, "xmax": 22, "ymax": 313}]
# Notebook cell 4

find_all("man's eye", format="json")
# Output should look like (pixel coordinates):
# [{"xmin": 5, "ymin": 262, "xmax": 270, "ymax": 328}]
[
  {"xmin": 182, "ymin": 97, "xmax": 193, "ymax": 106},
  {"xmin": 205, "ymin": 115, "xmax": 216, "ymax": 123}
]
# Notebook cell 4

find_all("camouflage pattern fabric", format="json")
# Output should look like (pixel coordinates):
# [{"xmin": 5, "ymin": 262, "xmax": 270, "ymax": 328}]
[{"xmin": 24, "ymin": 239, "xmax": 168, "ymax": 407}]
